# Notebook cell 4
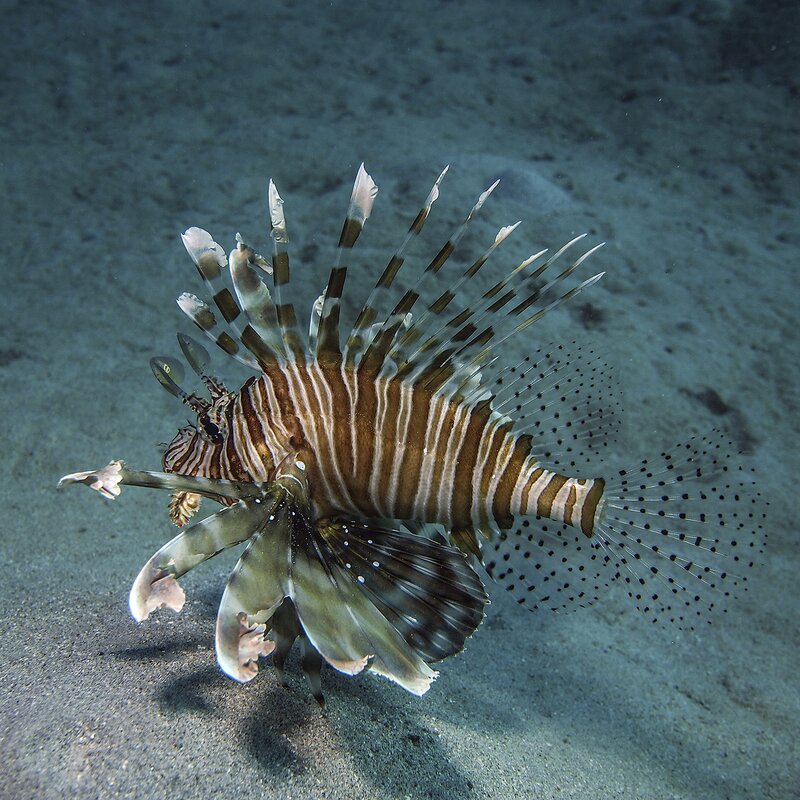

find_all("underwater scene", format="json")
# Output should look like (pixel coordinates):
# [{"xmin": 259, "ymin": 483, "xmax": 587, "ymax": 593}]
[{"xmin": 1, "ymin": 1, "xmax": 797, "ymax": 798}]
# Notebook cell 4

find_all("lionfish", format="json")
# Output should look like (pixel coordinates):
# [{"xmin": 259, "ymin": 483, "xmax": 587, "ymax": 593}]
[{"xmin": 59, "ymin": 164, "xmax": 764, "ymax": 703}]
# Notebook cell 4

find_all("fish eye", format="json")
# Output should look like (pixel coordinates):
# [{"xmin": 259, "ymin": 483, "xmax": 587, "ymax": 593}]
[{"xmin": 199, "ymin": 415, "xmax": 223, "ymax": 444}]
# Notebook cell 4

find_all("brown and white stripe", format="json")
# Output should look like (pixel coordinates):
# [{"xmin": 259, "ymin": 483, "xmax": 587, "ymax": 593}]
[
  {"xmin": 163, "ymin": 165, "xmax": 609, "ymax": 548},
  {"xmin": 198, "ymin": 360, "xmax": 608, "ymax": 540},
  {"xmin": 57, "ymin": 162, "xmax": 767, "ymax": 700}
]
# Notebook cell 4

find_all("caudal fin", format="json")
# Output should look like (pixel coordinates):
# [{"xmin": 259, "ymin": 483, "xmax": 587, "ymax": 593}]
[
  {"xmin": 594, "ymin": 431, "xmax": 766, "ymax": 627},
  {"xmin": 487, "ymin": 431, "xmax": 766, "ymax": 629}
]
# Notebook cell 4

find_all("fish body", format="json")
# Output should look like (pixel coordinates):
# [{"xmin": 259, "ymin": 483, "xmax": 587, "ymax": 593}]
[
  {"xmin": 59, "ymin": 163, "xmax": 765, "ymax": 703},
  {"xmin": 165, "ymin": 361, "xmax": 603, "ymax": 537}
]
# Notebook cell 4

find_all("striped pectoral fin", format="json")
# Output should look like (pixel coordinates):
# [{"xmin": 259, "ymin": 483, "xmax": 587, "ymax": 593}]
[
  {"xmin": 58, "ymin": 461, "xmax": 262, "ymax": 505},
  {"xmin": 292, "ymin": 522, "xmax": 437, "ymax": 695},
  {"xmin": 288, "ymin": 537, "xmax": 371, "ymax": 677},
  {"xmin": 319, "ymin": 521, "xmax": 489, "ymax": 664},
  {"xmin": 129, "ymin": 500, "xmax": 266, "ymax": 622},
  {"xmin": 214, "ymin": 496, "xmax": 293, "ymax": 683}
]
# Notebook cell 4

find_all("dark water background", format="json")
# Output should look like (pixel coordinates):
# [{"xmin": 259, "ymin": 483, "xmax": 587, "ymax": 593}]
[{"xmin": 1, "ymin": 1, "xmax": 797, "ymax": 798}]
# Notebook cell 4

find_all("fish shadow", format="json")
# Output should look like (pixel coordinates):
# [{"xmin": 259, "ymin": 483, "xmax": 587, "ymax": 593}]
[
  {"xmin": 136, "ymin": 652, "xmax": 474, "ymax": 796},
  {"xmin": 114, "ymin": 607, "xmax": 472, "ymax": 795},
  {"xmin": 243, "ymin": 667, "xmax": 476, "ymax": 797}
]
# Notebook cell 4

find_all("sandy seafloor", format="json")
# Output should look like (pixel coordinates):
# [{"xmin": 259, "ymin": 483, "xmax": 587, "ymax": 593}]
[{"xmin": 1, "ymin": 1, "xmax": 798, "ymax": 798}]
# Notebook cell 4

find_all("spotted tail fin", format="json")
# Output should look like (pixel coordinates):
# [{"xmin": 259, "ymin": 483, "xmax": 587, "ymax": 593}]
[
  {"xmin": 593, "ymin": 432, "xmax": 766, "ymax": 627},
  {"xmin": 487, "ymin": 432, "xmax": 766, "ymax": 627}
]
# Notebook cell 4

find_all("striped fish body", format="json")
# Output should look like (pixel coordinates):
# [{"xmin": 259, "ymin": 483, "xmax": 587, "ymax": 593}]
[
  {"xmin": 167, "ymin": 360, "xmax": 604, "ymax": 538},
  {"xmin": 59, "ymin": 162, "xmax": 764, "ymax": 703}
]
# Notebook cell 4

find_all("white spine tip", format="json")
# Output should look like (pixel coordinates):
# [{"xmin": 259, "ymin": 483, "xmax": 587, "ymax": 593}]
[
  {"xmin": 129, "ymin": 572, "xmax": 186, "ymax": 623},
  {"xmin": 216, "ymin": 613, "xmax": 276, "ymax": 683},
  {"xmin": 350, "ymin": 163, "xmax": 379, "ymax": 223},
  {"xmin": 426, "ymin": 166, "xmax": 449, "ymax": 207},
  {"xmin": 495, "ymin": 221, "xmax": 521, "ymax": 244},
  {"xmin": 268, "ymin": 180, "xmax": 288, "ymax": 241},
  {"xmin": 177, "ymin": 292, "xmax": 209, "ymax": 316},
  {"xmin": 181, "ymin": 227, "xmax": 226, "ymax": 267}
]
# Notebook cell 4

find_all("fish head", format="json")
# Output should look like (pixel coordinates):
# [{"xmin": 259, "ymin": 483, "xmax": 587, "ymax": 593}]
[{"xmin": 162, "ymin": 390, "xmax": 234, "ymax": 478}]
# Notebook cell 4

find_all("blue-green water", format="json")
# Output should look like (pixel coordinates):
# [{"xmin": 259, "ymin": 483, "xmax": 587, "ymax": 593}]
[{"xmin": 0, "ymin": 1, "xmax": 796, "ymax": 798}]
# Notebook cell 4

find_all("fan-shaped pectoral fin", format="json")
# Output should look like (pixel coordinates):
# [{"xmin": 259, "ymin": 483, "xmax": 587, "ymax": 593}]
[
  {"xmin": 129, "ymin": 500, "xmax": 265, "ymax": 622},
  {"xmin": 214, "ymin": 501, "xmax": 293, "ymax": 683},
  {"xmin": 318, "ymin": 520, "xmax": 488, "ymax": 664},
  {"xmin": 291, "ymin": 529, "xmax": 437, "ymax": 696}
]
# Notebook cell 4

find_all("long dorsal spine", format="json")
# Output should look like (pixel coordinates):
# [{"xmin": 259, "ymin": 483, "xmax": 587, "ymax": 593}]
[
  {"xmin": 314, "ymin": 164, "xmax": 378, "ymax": 364},
  {"xmin": 344, "ymin": 166, "xmax": 449, "ymax": 367},
  {"xmin": 358, "ymin": 179, "xmax": 499, "ymax": 375},
  {"xmin": 228, "ymin": 236, "xmax": 286, "ymax": 369},
  {"xmin": 268, "ymin": 180, "xmax": 306, "ymax": 361}
]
